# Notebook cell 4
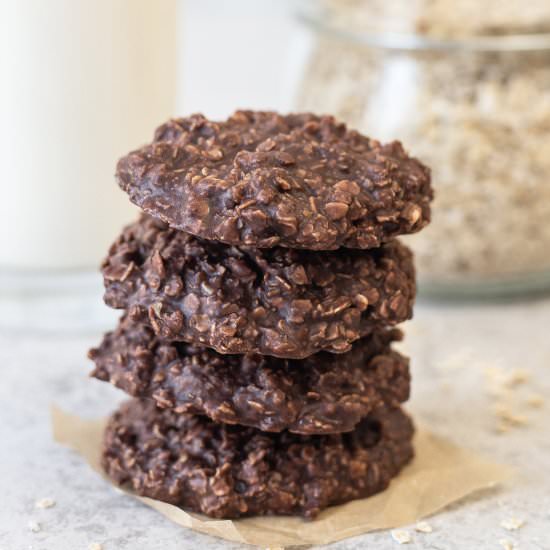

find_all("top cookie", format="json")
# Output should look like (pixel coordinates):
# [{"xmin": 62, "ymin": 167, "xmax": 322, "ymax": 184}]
[{"xmin": 117, "ymin": 111, "xmax": 432, "ymax": 250}]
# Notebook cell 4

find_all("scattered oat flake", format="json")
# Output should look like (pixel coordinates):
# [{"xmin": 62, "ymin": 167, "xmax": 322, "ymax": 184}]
[
  {"xmin": 506, "ymin": 414, "xmax": 528, "ymax": 427},
  {"xmin": 35, "ymin": 497, "xmax": 55, "ymax": 509},
  {"xmin": 89, "ymin": 544, "xmax": 103, "ymax": 550},
  {"xmin": 391, "ymin": 529, "xmax": 412, "ymax": 544},
  {"xmin": 499, "ymin": 539, "xmax": 514, "ymax": 550},
  {"xmin": 526, "ymin": 394, "xmax": 544, "ymax": 408},
  {"xmin": 501, "ymin": 517, "xmax": 525, "ymax": 531},
  {"xmin": 415, "ymin": 521, "xmax": 433, "ymax": 533},
  {"xmin": 28, "ymin": 521, "xmax": 41, "ymax": 533},
  {"xmin": 504, "ymin": 369, "xmax": 529, "ymax": 387},
  {"xmin": 493, "ymin": 405, "xmax": 528, "ymax": 427},
  {"xmin": 495, "ymin": 422, "xmax": 511, "ymax": 435}
]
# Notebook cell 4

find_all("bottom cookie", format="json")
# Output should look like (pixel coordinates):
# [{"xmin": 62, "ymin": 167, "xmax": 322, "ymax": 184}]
[{"xmin": 102, "ymin": 399, "xmax": 414, "ymax": 519}]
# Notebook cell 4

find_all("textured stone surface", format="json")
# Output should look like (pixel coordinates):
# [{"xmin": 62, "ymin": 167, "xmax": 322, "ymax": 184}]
[{"xmin": 2, "ymin": 273, "xmax": 550, "ymax": 549}]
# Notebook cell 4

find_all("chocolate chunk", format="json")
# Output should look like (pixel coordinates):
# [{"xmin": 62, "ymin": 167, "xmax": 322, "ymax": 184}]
[
  {"xmin": 116, "ymin": 111, "xmax": 432, "ymax": 250},
  {"xmin": 102, "ymin": 215, "xmax": 416, "ymax": 358},
  {"xmin": 101, "ymin": 399, "xmax": 414, "ymax": 519},
  {"xmin": 89, "ymin": 315, "xmax": 410, "ymax": 434}
]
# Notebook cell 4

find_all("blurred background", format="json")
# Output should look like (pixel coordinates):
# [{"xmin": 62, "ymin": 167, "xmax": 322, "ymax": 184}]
[{"xmin": 2, "ymin": 0, "xmax": 550, "ymax": 334}]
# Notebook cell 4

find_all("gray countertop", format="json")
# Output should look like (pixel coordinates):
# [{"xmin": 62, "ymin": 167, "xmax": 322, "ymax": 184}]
[{"xmin": 2, "ymin": 274, "xmax": 550, "ymax": 550}]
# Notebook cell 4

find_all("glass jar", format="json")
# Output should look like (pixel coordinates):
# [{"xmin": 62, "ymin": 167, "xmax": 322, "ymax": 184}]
[{"xmin": 296, "ymin": 6, "xmax": 550, "ymax": 298}]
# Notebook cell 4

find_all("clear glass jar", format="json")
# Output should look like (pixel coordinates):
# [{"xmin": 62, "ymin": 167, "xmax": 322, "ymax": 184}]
[{"xmin": 296, "ymin": 8, "xmax": 550, "ymax": 298}]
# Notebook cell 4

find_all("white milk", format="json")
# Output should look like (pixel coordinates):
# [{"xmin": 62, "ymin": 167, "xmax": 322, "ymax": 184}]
[{"xmin": 0, "ymin": 0, "xmax": 177, "ymax": 269}]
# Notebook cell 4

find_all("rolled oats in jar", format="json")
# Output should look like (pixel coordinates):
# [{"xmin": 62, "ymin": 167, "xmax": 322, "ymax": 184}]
[{"xmin": 297, "ymin": 0, "xmax": 550, "ymax": 296}]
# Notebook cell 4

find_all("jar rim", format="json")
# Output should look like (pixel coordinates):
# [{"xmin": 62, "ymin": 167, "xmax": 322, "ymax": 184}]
[{"xmin": 298, "ymin": 10, "xmax": 550, "ymax": 52}]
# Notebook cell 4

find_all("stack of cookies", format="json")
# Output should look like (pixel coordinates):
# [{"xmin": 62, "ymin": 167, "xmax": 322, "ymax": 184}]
[{"xmin": 89, "ymin": 111, "xmax": 432, "ymax": 519}]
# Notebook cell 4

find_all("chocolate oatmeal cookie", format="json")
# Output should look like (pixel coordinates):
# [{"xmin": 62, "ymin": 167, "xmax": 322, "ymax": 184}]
[
  {"xmin": 90, "ymin": 316, "xmax": 410, "ymax": 434},
  {"xmin": 102, "ymin": 399, "xmax": 414, "ymax": 519},
  {"xmin": 102, "ymin": 215, "xmax": 416, "ymax": 358},
  {"xmin": 116, "ymin": 111, "xmax": 432, "ymax": 250}
]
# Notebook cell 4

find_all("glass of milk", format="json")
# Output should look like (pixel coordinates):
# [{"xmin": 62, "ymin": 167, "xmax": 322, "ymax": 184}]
[
  {"xmin": 0, "ymin": 0, "xmax": 176, "ymax": 332},
  {"xmin": 0, "ymin": 0, "xmax": 177, "ymax": 271}
]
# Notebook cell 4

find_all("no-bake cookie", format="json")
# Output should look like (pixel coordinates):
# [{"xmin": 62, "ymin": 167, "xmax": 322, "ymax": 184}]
[
  {"xmin": 90, "ymin": 316, "xmax": 410, "ymax": 434},
  {"xmin": 116, "ymin": 111, "xmax": 432, "ymax": 250},
  {"xmin": 102, "ymin": 399, "xmax": 414, "ymax": 518},
  {"xmin": 102, "ymin": 215, "xmax": 416, "ymax": 358}
]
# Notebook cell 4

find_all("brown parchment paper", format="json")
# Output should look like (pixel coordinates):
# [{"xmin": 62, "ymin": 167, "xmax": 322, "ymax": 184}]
[{"xmin": 52, "ymin": 406, "xmax": 511, "ymax": 548}]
